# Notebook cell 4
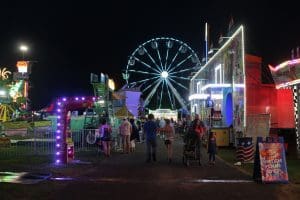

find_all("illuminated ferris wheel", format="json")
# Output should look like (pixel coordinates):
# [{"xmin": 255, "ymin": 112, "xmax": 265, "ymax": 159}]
[{"xmin": 124, "ymin": 37, "xmax": 201, "ymax": 110}]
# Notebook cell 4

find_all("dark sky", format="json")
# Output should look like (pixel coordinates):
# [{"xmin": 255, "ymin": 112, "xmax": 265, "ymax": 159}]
[{"xmin": 0, "ymin": 1, "xmax": 299, "ymax": 109}]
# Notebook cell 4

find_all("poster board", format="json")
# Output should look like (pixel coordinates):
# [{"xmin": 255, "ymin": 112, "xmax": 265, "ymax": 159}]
[{"xmin": 253, "ymin": 137, "xmax": 288, "ymax": 183}]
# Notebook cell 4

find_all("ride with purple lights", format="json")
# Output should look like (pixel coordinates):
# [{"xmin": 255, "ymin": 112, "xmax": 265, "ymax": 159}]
[{"xmin": 55, "ymin": 96, "xmax": 96, "ymax": 165}]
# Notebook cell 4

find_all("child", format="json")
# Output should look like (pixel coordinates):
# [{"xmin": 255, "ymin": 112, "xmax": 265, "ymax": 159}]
[{"xmin": 207, "ymin": 131, "xmax": 217, "ymax": 165}]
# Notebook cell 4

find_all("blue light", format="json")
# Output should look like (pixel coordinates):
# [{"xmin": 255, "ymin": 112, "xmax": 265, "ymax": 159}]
[{"xmin": 225, "ymin": 93, "xmax": 233, "ymax": 126}]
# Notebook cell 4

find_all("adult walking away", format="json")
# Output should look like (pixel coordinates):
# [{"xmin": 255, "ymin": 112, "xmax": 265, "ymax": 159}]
[
  {"xmin": 129, "ymin": 118, "xmax": 139, "ymax": 152},
  {"xmin": 136, "ymin": 120, "xmax": 144, "ymax": 143},
  {"xmin": 119, "ymin": 118, "xmax": 132, "ymax": 154},
  {"xmin": 208, "ymin": 131, "xmax": 217, "ymax": 165},
  {"xmin": 143, "ymin": 114, "xmax": 158, "ymax": 162},
  {"xmin": 99, "ymin": 119, "xmax": 112, "ymax": 157},
  {"xmin": 159, "ymin": 119, "xmax": 175, "ymax": 163}
]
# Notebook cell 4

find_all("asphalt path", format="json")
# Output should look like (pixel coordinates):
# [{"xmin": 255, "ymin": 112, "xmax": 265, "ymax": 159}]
[{"xmin": 1, "ymin": 135, "xmax": 298, "ymax": 200}]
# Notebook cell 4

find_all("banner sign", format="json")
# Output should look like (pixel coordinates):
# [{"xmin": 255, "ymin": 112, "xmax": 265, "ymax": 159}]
[
  {"xmin": 13, "ymin": 72, "xmax": 29, "ymax": 80},
  {"xmin": 253, "ymin": 137, "xmax": 288, "ymax": 183}
]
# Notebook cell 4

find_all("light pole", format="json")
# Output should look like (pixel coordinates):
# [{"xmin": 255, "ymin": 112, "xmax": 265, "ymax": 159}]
[
  {"xmin": 20, "ymin": 45, "xmax": 28, "ymax": 60},
  {"xmin": 18, "ymin": 45, "xmax": 29, "ymax": 110}
]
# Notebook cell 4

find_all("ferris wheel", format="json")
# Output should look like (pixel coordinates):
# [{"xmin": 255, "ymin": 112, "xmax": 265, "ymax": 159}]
[{"xmin": 124, "ymin": 37, "xmax": 201, "ymax": 110}]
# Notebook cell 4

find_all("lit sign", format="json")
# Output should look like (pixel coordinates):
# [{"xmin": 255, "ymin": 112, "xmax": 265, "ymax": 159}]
[
  {"xmin": 16, "ymin": 61, "xmax": 28, "ymax": 73},
  {"xmin": 108, "ymin": 79, "xmax": 115, "ymax": 91}
]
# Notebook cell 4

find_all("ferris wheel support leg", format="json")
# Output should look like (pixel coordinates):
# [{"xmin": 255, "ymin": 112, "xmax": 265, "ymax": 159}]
[
  {"xmin": 144, "ymin": 79, "xmax": 162, "ymax": 107},
  {"xmin": 166, "ymin": 80, "xmax": 188, "ymax": 111}
]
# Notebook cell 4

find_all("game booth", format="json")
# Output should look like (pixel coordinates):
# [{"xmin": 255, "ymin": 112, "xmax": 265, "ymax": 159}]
[{"xmin": 189, "ymin": 25, "xmax": 295, "ymax": 157}]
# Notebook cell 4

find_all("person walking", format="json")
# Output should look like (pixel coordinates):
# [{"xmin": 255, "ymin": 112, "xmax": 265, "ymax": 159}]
[
  {"xmin": 119, "ymin": 118, "xmax": 132, "ymax": 154},
  {"xmin": 143, "ymin": 114, "xmax": 158, "ymax": 162},
  {"xmin": 208, "ymin": 131, "xmax": 217, "ymax": 165},
  {"xmin": 159, "ymin": 119, "xmax": 175, "ymax": 163},
  {"xmin": 129, "ymin": 118, "xmax": 139, "ymax": 152},
  {"xmin": 99, "ymin": 119, "xmax": 112, "ymax": 157},
  {"xmin": 190, "ymin": 114, "xmax": 206, "ymax": 165},
  {"xmin": 136, "ymin": 120, "xmax": 143, "ymax": 143}
]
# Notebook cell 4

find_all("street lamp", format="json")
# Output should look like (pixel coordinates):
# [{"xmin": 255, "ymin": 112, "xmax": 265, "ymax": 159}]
[{"xmin": 20, "ymin": 45, "xmax": 28, "ymax": 60}]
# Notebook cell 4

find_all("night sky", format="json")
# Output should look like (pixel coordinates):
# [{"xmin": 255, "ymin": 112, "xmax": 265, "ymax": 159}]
[{"xmin": 0, "ymin": 1, "xmax": 299, "ymax": 109}]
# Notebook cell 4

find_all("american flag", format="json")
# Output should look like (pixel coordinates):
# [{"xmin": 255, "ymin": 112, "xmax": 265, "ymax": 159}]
[{"xmin": 236, "ymin": 137, "xmax": 254, "ymax": 162}]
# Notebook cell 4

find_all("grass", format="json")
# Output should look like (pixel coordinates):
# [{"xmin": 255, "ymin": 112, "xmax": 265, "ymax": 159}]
[{"xmin": 217, "ymin": 147, "xmax": 300, "ymax": 183}]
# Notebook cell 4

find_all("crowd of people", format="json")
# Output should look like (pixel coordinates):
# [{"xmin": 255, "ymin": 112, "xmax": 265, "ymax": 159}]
[{"xmin": 97, "ymin": 114, "xmax": 217, "ymax": 165}]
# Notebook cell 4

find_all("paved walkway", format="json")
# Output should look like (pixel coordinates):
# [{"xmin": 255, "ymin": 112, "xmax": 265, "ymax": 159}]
[{"xmin": 1, "ymin": 135, "xmax": 297, "ymax": 200}]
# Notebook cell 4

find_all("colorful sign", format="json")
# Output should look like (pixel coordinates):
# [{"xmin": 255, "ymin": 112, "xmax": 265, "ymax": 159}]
[
  {"xmin": 16, "ymin": 61, "xmax": 28, "ymax": 73},
  {"xmin": 258, "ymin": 142, "xmax": 288, "ymax": 183}
]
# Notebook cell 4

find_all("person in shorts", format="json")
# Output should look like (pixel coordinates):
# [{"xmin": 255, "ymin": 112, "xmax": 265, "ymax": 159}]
[
  {"xmin": 159, "ymin": 119, "xmax": 175, "ymax": 163},
  {"xmin": 99, "ymin": 119, "xmax": 112, "ymax": 157},
  {"xmin": 119, "ymin": 118, "xmax": 132, "ymax": 154}
]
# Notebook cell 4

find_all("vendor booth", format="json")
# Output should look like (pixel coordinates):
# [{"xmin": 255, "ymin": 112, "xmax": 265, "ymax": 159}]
[{"xmin": 189, "ymin": 25, "xmax": 295, "ymax": 151}]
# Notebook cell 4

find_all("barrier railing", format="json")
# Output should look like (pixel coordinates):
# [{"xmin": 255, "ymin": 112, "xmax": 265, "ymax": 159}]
[{"xmin": 0, "ymin": 128, "xmax": 121, "ymax": 157}]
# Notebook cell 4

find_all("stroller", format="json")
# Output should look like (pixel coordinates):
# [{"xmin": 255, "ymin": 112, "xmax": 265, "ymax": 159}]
[{"xmin": 182, "ymin": 132, "xmax": 201, "ymax": 166}]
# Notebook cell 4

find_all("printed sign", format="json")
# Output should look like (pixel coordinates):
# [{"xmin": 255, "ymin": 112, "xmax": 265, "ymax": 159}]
[
  {"xmin": 13, "ymin": 72, "xmax": 29, "ymax": 80},
  {"xmin": 258, "ymin": 142, "xmax": 288, "ymax": 183}
]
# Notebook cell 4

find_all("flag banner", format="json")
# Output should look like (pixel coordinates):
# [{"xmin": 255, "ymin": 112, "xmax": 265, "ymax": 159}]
[
  {"xmin": 236, "ymin": 137, "xmax": 254, "ymax": 162},
  {"xmin": 253, "ymin": 137, "xmax": 288, "ymax": 183}
]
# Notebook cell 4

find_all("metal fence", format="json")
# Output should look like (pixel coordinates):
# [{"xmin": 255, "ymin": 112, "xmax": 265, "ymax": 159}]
[{"xmin": 0, "ymin": 128, "xmax": 121, "ymax": 158}]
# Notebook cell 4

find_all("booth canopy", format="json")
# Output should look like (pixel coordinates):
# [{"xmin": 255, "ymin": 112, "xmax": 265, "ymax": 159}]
[{"xmin": 114, "ymin": 106, "xmax": 134, "ymax": 118}]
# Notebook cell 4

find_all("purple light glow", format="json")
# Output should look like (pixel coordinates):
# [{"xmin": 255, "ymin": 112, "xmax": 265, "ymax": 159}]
[
  {"xmin": 57, "ymin": 123, "xmax": 61, "ymax": 126},
  {"xmin": 57, "ymin": 109, "xmax": 61, "ymax": 112},
  {"xmin": 62, "ymin": 98, "xmax": 67, "ymax": 101},
  {"xmin": 92, "ymin": 97, "xmax": 96, "ymax": 101},
  {"xmin": 56, "ymin": 160, "xmax": 60, "ymax": 163},
  {"xmin": 56, "ymin": 136, "xmax": 61, "ymax": 139},
  {"xmin": 56, "ymin": 144, "xmax": 60, "ymax": 147},
  {"xmin": 57, "ymin": 102, "xmax": 62, "ymax": 106},
  {"xmin": 75, "ymin": 97, "xmax": 79, "ymax": 101},
  {"xmin": 57, "ymin": 115, "xmax": 61, "ymax": 119},
  {"xmin": 81, "ymin": 97, "xmax": 85, "ymax": 100},
  {"xmin": 56, "ymin": 130, "xmax": 61, "ymax": 133},
  {"xmin": 56, "ymin": 152, "xmax": 60, "ymax": 155}
]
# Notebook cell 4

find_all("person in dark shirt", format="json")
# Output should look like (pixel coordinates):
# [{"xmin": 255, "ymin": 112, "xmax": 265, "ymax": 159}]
[
  {"xmin": 208, "ymin": 131, "xmax": 217, "ymax": 165},
  {"xmin": 143, "ymin": 114, "xmax": 158, "ymax": 162}
]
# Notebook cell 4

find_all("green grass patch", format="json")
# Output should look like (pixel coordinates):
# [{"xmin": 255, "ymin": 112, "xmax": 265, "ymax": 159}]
[
  {"xmin": 33, "ymin": 121, "xmax": 52, "ymax": 127},
  {"xmin": 2, "ymin": 121, "xmax": 29, "ymax": 129},
  {"xmin": 217, "ymin": 147, "xmax": 300, "ymax": 182},
  {"xmin": 287, "ymin": 159, "xmax": 300, "ymax": 182}
]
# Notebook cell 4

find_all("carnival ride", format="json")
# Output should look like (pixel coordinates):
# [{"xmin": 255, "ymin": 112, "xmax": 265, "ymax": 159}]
[
  {"xmin": 124, "ymin": 37, "xmax": 201, "ymax": 110},
  {"xmin": 0, "ymin": 104, "xmax": 15, "ymax": 122},
  {"xmin": 0, "ymin": 67, "xmax": 31, "ymax": 122}
]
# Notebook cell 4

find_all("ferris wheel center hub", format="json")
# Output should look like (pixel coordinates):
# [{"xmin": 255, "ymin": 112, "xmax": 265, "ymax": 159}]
[{"xmin": 161, "ymin": 71, "xmax": 168, "ymax": 78}]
